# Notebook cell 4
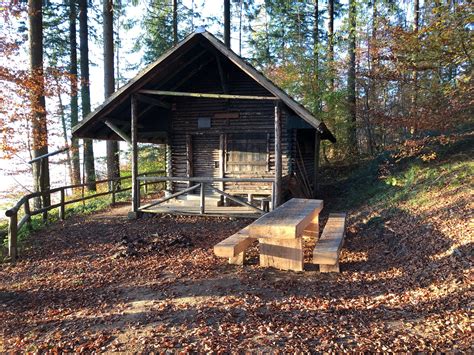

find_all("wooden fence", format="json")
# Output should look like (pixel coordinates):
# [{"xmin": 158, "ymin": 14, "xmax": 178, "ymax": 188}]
[{"xmin": 4, "ymin": 170, "xmax": 165, "ymax": 261}]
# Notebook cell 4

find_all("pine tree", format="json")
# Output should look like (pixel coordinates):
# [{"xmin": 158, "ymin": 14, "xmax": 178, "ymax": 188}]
[
  {"xmin": 104, "ymin": 0, "xmax": 120, "ymax": 188},
  {"xmin": 69, "ymin": 0, "xmax": 81, "ymax": 185},
  {"xmin": 29, "ymin": 0, "xmax": 51, "ymax": 209},
  {"xmin": 78, "ymin": 0, "xmax": 96, "ymax": 191},
  {"xmin": 347, "ymin": 0, "xmax": 357, "ymax": 154}
]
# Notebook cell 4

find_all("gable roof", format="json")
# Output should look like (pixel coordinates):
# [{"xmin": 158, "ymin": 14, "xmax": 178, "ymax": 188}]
[{"xmin": 72, "ymin": 31, "xmax": 335, "ymax": 142}]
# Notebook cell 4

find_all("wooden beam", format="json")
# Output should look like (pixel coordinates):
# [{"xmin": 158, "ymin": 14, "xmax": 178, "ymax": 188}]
[
  {"xmin": 274, "ymin": 103, "xmax": 282, "ymax": 207},
  {"xmin": 186, "ymin": 134, "xmax": 193, "ymax": 188},
  {"xmin": 105, "ymin": 120, "xmax": 132, "ymax": 144},
  {"xmin": 209, "ymin": 185, "xmax": 264, "ymax": 214},
  {"xmin": 219, "ymin": 134, "xmax": 225, "ymax": 191},
  {"xmin": 166, "ymin": 143, "xmax": 172, "ymax": 191},
  {"xmin": 138, "ymin": 90, "xmax": 277, "ymax": 101},
  {"xmin": 139, "ymin": 184, "xmax": 200, "ymax": 210},
  {"xmin": 131, "ymin": 95, "xmax": 139, "ymax": 213},
  {"xmin": 136, "ymin": 94, "xmax": 171, "ymax": 109}
]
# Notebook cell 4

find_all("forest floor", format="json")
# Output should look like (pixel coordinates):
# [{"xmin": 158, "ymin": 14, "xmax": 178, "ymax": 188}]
[{"xmin": 0, "ymin": 131, "xmax": 472, "ymax": 352}]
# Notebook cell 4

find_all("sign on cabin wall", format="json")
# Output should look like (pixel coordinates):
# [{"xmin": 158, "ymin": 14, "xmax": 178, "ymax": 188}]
[{"xmin": 198, "ymin": 117, "xmax": 211, "ymax": 129}]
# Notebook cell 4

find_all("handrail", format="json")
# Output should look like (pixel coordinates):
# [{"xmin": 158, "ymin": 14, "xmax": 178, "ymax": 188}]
[
  {"xmin": 5, "ymin": 170, "xmax": 164, "ymax": 216},
  {"xmin": 3, "ymin": 170, "xmax": 165, "ymax": 261},
  {"xmin": 136, "ymin": 176, "xmax": 275, "ymax": 216},
  {"xmin": 137, "ymin": 176, "xmax": 275, "ymax": 183}
]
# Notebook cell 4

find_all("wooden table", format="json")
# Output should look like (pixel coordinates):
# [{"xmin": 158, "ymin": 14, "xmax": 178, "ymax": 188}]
[{"xmin": 249, "ymin": 198, "xmax": 323, "ymax": 271}]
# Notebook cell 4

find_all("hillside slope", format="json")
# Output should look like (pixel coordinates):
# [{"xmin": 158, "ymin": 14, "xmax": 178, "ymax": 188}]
[
  {"xmin": 0, "ymin": 131, "xmax": 472, "ymax": 352},
  {"xmin": 320, "ymin": 130, "xmax": 473, "ymax": 348}
]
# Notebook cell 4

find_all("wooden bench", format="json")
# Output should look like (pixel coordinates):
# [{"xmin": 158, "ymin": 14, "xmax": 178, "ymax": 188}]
[
  {"xmin": 213, "ymin": 226, "xmax": 256, "ymax": 265},
  {"xmin": 313, "ymin": 213, "xmax": 347, "ymax": 273}
]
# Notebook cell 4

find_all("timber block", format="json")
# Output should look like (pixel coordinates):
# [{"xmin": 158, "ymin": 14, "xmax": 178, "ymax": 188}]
[
  {"xmin": 127, "ymin": 211, "xmax": 142, "ymax": 220},
  {"xmin": 259, "ymin": 237, "xmax": 303, "ymax": 272},
  {"xmin": 228, "ymin": 251, "xmax": 246, "ymax": 265},
  {"xmin": 313, "ymin": 213, "xmax": 347, "ymax": 273},
  {"xmin": 214, "ymin": 226, "xmax": 255, "ymax": 265},
  {"xmin": 319, "ymin": 262, "xmax": 340, "ymax": 273},
  {"xmin": 302, "ymin": 220, "xmax": 319, "ymax": 240}
]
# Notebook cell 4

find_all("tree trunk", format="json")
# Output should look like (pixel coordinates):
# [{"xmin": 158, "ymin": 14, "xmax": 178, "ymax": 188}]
[
  {"xmin": 365, "ymin": 0, "xmax": 377, "ymax": 155},
  {"xmin": 79, "ymin": 0, "xmax": 96, "ymax": 191},
  {"xmin": 313, "ymin": 0, "xmax": 319, "ymax": 110},
  {"xmin": 54, "ymin": 75, "xmax": 73, "ymax": 184},
  {"xmin": 173, "ymin": 0, "xmax": 178, "ymax": 45},
  {"xmin": 104, "ymin": 0, "xmax": 120, "ymax": 189},
  {"xmin": 328, "ymin": 0, "xmax": 334, "ymax": 92},
  {"xmin": 347, "ymin": 0, "xmax": 357, "ymax": 155},
  {"xmin": 29, "ymin": 0, "xmax": 50, "ymax": 210},
  {"xmin": 69, "ymin": 0, "xmax": 81, "ymax": 186},
  {"xmin": 411, "ymin": 0, "xmax": 420, "ymax": 136},
  {"xmin": 224, "ymin": 0, "xmax": 231, "ymax": 48}
]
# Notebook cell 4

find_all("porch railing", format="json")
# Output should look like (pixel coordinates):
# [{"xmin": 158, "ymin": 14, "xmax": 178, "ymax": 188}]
[
  {"xmin": 4, "ymin": 170, "xmax": 165, "ymax": 261},
  {"xmin": 136, "ymin": 176, "xmax": 275, "ymax": 215}
]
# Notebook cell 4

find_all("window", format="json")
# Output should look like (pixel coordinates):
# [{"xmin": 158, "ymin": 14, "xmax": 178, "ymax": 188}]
[{"xmin": 226, "ymin": 133, "xmax": 269, "ymax": 173}]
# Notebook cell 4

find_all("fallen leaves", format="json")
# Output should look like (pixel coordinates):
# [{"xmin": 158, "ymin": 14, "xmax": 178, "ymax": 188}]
[{"xmin": 0, "ymin": 176, "xmax": 472, "ymax": 352}]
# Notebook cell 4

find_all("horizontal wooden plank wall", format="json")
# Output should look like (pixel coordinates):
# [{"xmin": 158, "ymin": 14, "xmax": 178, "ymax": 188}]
[{"xmin": 169, "ymin": 62, "xmax": 291, "ymax": 195}]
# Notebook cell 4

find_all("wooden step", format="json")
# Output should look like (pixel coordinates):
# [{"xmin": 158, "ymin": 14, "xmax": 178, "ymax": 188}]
[
  {"xmin": 213, "ymin": 226, "xmax": 256, "ymax": 265},
  {"xmin": 313, "ymin": 213, "xmax": 347, "ymax": 273}
]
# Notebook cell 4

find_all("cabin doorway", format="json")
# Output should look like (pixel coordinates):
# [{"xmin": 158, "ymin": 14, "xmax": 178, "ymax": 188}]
[{"xmin": 192, "ymin": 134, "xmax": 220, "ymax": 193}]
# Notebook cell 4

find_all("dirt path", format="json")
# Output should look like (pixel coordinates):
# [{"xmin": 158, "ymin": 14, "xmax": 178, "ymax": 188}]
[{"xmin": 0, "ymin": 192, "xmax": 472, "ymax": 351}]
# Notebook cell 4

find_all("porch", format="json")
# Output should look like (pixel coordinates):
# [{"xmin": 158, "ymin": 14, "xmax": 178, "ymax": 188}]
[{"xmin": 136, "ymin": 176, "xmax": 275, "ymax": 219}]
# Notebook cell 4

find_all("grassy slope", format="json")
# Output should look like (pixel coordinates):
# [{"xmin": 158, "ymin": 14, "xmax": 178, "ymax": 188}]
[
  {"xmin": 319, "ymin": 130, "xmax": 473, "ymax": 348},
  {"xmin": 324, "ymin": 130, "xmax": 473, "ymax": 213}
]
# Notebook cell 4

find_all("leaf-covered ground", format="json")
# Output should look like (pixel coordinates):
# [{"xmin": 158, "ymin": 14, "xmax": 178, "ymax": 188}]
[{"xmin": 1, "ymin": 133, "xmax": 472, "ymax": 352}]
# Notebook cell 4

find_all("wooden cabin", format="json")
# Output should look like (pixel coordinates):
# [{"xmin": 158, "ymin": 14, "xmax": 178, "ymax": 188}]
[{"xmin": 72, "ymin": 30, "xmax": 335, "ymax": 218}]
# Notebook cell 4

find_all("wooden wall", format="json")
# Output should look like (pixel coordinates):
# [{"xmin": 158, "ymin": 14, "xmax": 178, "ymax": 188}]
[{"xmin": 168, "ymin": 60, "xmax": 292, "ymax": 195}]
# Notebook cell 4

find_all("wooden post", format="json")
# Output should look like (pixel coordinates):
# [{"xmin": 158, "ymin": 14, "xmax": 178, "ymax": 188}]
[
  {"xmin": 219, "ymin": 134, "xmax": 225, "ymax": 191},
  {"xmin": 143, "ymin": 173, "xmax": 148, "ymax": 195},
  {"xmin": 8, "ymin": 211, "xmax": 17, "ymax": 261},
  {"xmin": 313, "ymin": 132, "xmax": 320, "ymax": 197},
  {"xmin": 42, "ymin": 191, "xmax": 48, "ymax": 222},
  {"xmin": 274, "ymin": 102, "xmax": 282, "ymax": 207},
  {"xmin": 186, "ymin": 134, "xmax": 193, "ymax": 188},
  {"xmin": 130, "ymin": 94, "xmax": 139, "ymax": 217},
  {"xmin": 271, "ymin": 182, "xmax": 275, "ymax": 211},
  {"xmin": 59, "ymin": 188, "xmax": 65, "ymax": 220},
  {"xmin": 166, "ymin": 142, "xmax": 172, "ymax": 192},
  {"xmin": 111, "ymin": 180, "xmax": 116, "ymax": 205},
  {"xmin": 24, "ymin": 199, "xmax": 32, "ymax": 230},
  {"xmin": 200, "ymin": 182, "xmax": 205, "ymax": 214}
]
